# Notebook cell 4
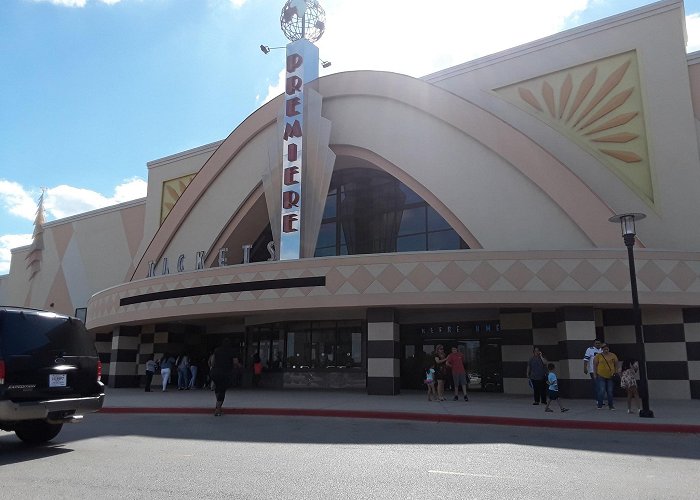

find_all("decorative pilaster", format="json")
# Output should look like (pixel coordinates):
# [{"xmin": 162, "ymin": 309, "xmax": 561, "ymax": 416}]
[
  {"xmin": 684, "ymin": 308, "xmax": 700, "ymax": 400},
  {"xmin": 499, "ymin": 309, "xmax": 533, "ymax": 395},
  {"xmin": 366, "ymin": 308, "xmax": 400, "ymax": 395},
  {"xmin": 555, "ymin": 307, "xmax": 597, "ymax": 398},
  {"xmin": 108, "ymin": 325, "xmax": 140, "ymax": 388}
]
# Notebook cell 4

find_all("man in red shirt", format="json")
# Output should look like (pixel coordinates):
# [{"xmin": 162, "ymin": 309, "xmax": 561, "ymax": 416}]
[{"xmin": 446, "ymin": 346, "xmax": 468, "ymax": 401}]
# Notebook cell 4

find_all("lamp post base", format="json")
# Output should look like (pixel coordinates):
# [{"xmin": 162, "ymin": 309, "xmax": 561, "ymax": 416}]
[{"xmin": 639, "ymin": 409, "xmax": 655, "ymax": 418}]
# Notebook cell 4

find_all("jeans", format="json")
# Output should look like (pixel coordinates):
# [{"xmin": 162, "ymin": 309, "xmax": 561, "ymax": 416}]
[
  {"xmin": 596, "ymin": 376, "xmax": 614, "ymax": 408},
  {"xmin": 178, "ymin": 367, "xmax": 189, "ymax": 389},
  {"xmin": 145, "ymin": 370, "xmax": 154, "ymax": 392},
  {"xmin": 531, "ymin": 379, "xmax": 547, "ymax": 404},
  {"xmin": 161, "ymin": 368, "xmax": 171, "ymax": 391},
  {"xmin": 188, "ymin": 366, "xmax": 198, "ymax": 389}
]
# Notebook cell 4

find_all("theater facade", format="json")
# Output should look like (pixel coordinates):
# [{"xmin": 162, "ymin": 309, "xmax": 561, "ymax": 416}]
[{"xmin": 2, "ymin": 0, "xmax": 700, "ymax": 399}]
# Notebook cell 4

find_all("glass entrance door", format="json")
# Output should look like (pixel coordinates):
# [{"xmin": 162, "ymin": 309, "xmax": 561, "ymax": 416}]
[
  {"xmin": 454, "ymin": 340, "xmax": 482, "ymax": 391},
  {"xmin": 400, "ymin": 338, "xmax": 502, "ymax": 392}
]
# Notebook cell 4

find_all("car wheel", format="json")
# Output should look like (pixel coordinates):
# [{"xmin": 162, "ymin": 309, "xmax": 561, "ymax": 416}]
[{"xmin": 14, "ymin": 420, "xmax": 63, "ymax": 445}]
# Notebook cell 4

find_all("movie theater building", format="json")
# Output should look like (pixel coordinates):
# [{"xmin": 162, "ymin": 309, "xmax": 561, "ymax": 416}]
[{"xmin": 2, "ymin": 0, "xmax": 700, "ymax": 399}]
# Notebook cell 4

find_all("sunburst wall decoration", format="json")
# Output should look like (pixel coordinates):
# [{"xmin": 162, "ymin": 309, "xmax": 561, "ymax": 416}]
[
  {"xmin": 160, "ymin": 173, "xmax": 196, "ymax": 225},
  {"xmin": 495, "ymin": 51, "xmax": 654, "ymax": 206}
]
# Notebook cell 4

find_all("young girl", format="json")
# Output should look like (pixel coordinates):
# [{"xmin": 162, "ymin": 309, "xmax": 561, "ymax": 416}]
[
  {"xmin": 620, "ymin": 358, "xmax": 641, "ymax": 414},
  {"xmin": 424, "ymin": 367, "xmax": 436, "ymax": 401}
]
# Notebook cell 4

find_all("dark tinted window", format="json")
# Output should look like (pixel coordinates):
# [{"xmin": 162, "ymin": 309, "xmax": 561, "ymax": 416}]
[
  {"xmin": 314, "ymin": 166, "xmax": 467, "ymax": 256},
  {"xmin": 0, "ymin": 311, "xmax": 96, "ymax": 357}
]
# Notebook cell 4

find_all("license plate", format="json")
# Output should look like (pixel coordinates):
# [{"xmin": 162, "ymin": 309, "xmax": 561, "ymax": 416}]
[{"xmin": 49, "ymin": 374, "xmax": 67, "ymax": 387}]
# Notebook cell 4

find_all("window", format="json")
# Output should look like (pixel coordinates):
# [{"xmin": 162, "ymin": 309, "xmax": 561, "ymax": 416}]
[
  {"xmin": 286, "ymin": 325, "xmax": 311, "ymax": 369},
  {"xmin": 285, "ymin": 321, "xmax": 364, "ymax": 370},
  {"xmin": 314, "ymin": 166, "xmax": 467, "ymax": 257}
]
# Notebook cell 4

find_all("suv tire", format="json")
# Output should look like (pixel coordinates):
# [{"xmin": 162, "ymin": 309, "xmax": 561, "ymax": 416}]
[{"xmin": 14, "ymin": 420, "xmax": 64, "ymax": 445}]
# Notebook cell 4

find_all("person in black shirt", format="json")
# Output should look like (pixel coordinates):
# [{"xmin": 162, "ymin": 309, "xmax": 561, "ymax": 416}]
[{"xmin": 211, "ymin": 338, "xmax": 236, "ymax": 416}]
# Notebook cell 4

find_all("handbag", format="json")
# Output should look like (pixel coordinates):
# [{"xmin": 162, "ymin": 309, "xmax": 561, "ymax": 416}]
[{"xmin": 602, "ymin": 355, "xmax": 620, "ymax": 384}]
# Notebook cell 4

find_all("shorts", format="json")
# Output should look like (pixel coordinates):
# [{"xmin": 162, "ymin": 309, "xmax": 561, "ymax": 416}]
[
  {"xmin": 452, "ymin": 372, "xmax": 467, "ymax": 387},
  {"xmin": 548, "ymin": 389, "xmax": 559, "ymax": 400}
]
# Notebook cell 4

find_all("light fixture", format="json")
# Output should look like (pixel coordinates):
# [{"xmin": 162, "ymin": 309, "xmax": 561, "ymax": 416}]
[
  {"xmin": 259, "ymin": 45, "xmax": 286, "ymax": 55},
  {"xmin": 321, "ymin": 59, "xmax": 331, "ymax": 68},
  {"xmin": 608, "ymin": 212, "xmax": 654, "ymax": 418}
]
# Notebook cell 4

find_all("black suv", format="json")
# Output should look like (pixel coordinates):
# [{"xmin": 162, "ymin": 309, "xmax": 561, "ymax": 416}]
[{"xmin": 0, "ymin": 307, "xmax": 105, "ymax": 444}]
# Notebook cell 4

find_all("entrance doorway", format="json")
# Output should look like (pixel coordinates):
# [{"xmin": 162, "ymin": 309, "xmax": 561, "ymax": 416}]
[{"xmin": 401, "ymin": 337, "xmax": 503, "ymax": 392}]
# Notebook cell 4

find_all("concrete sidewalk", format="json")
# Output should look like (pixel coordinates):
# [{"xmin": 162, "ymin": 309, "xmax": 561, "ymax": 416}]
[{"xmin": 100, "ymin": 387, "xmax": 700, "ymax": 434}]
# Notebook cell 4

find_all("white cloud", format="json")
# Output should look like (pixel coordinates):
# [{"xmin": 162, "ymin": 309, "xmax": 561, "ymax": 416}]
[
  {"xmin": 261, "ymin": 0, "xmax": 591, "ymax": 102},
  {"xmin": 259, "ymin": 68, "xmax": 286, "ymax": 105},
  {"xmin": 229, "ymin": 0, "xmax": 248, "ymax": 7},
  {"xmin": 0, "ymin": 233, "xmax": 33, "ymax": 275},
  {"xmin": 0, "ymin": 180, "xmax": 38, "ymax": 222},
  {"xmin": 316, "ymin": 0, "xmax": 591, "ymax": 77},
  {"xmin": 686, "ymin": 13, "xmax": 700, "ymax": 53},
  {"xmin": 0, "ymin": 177, "xmax": 146, "ymax": 274},
  {"xmin": 44, "ymin": 178, "xmax": 147, "ymax": 219},
  {"xmin": 31, "ymin": 0, "xmax": 123, "ymax": 7},
  {"xmin": 0, "ymin": 178, "xmax": 146, "ymax": 229}
]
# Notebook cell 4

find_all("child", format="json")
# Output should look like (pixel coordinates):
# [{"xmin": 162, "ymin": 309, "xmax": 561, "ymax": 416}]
[
  {"xmin": 620, "ymin": 358, "xmax": 641, "ymax": 414},
  {"xmin": 544, "ymin": 363, "xmax": 569, "ymax": 413},
  {"xmin": 424, "ymin": 367, "xmax": 437, "ymax": 401}
]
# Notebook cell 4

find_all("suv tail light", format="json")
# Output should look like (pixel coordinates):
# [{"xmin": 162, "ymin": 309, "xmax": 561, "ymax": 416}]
[
  {"xmin": 97, "ymin": 359, "xmax": 102, "ymax": 382},
  {"xmin": 0, "ymin": 360, "xmax": 5, "ymax": 385}
]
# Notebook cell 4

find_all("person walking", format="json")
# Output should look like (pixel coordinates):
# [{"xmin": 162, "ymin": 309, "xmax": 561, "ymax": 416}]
[
  {"xmin": 620, "ymin": 358, "xmax": 641, "ymax": 414},
  {"xmin": 211, "ymin": 338, "xmax": 236, "ymax": 416},
  {"xmin": 593, "ymin": 343, "xmax": 619, "ymax": 410},
  {"xmin": 144, "ymin": 356, "xmax": 156, "ymax": 392},
  {"xmin": 252, "ymin": 353, "xmax": 263, "ymax": 388},
  {"xmin": 527, "ymin": 346, "xmax": 548, "ymax": 405},
  {"xmin": 160, "ymin": 353, "xmax": 175, "ymax": 392},
  {"xmin": 446, "ymin": 346, "xmax": 469, "ymax": 401},
  {"xmin": 188, "ymin": 358, "xmax": 198, "ymax": 390},
  {"xmin": 583, "ymin": 339, "xmax": 603, "ymax": 403},
  {"xmin": 433, "ymin": 345, "xmax": 448, "ymax": 401},
  {"xmin": 176, "ymin": 353, "xmax": 190, "ymax": 390},
  {"xmin": 544, "ymin": 363, "xmax": 569, "ymax": 413}
]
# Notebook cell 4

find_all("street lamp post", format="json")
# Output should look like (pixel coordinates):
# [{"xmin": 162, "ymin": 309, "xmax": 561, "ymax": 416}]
[{"xmin": 608, "ymin": 213, "xmax": 654, "ymax": 418}]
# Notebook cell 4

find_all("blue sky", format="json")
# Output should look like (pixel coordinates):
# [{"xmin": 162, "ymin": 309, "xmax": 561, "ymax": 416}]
[{"xmin": 2, "ymin": 0, "xmax": 700, "ymax": 274}]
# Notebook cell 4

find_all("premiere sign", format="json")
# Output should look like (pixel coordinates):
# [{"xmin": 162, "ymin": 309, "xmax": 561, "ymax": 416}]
[{"xmin": 280, "ymin": 39, "xmax": 318, "ymax": 260}]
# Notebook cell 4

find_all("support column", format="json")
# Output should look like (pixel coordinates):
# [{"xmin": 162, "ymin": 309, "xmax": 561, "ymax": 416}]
[
  {"xmin": 94, "ymin": 331, "xmax": 113, "ymax": 385},
  {"xmin": 684, "ymin": 307, "xmax": 700, "ymax": 400},
  {"xmin": 499, "ymin": 309, "xmax": 533, "ymax": 395},
  {"xmin": 108, "ymin": 325, "xmax": 140, "ymax": 388},
  {"xmin": 367, "ymin": 308, "xmax": 400, "ymax": 395},
  {"xmin": 137, "ymin": 325, "xmax": 156, "ymax": 388},
  {"xmin": 555, "ymin": 307, "xmax": 597, "ymax": 398}
]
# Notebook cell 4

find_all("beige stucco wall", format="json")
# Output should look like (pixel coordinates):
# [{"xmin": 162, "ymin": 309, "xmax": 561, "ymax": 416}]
[
  {"xmin": 0, "ymin": 200, "xmax": 145, "ymax": 315},
  {"xmin": 324, "ymin": 95, "xmax": 592, "ymax": 249},
  {"xmin": 425, "ymin": 0, "xmax": 700, "ymax": 251},
  {"xmin": 139, "ymin": 141, "xmax": 221, "ymax": 273}
]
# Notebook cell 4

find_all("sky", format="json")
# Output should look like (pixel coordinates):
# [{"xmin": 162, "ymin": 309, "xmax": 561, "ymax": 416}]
[{"xmin": 2, "ymin": 0, "xmax": 700, "ymax": 274}]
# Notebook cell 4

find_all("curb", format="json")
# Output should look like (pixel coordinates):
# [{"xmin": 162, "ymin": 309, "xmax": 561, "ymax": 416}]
[{"xmin": 100, "ymin": 407, "xmax": 700, "ymax": 434}]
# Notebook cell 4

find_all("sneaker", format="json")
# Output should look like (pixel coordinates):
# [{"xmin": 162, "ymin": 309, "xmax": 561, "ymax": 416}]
[
  {"xmin": 609, "ymin": 406, "xmax": 616, "ymax": 410},
  {"xmin": 561, "ymin": 408, "xmax": 569, "ymax": 413},
  {"xmin": 532, "ymin": 402, "xmax": 539, "ymax": 405},
  {"xmin": 597, "ymin": 405, "xmax": 603, "ymax": 409},
  {"xmin": 627, "ymin": 409, "xmax": 632, "ymax": 414},
  {"xmin": 545, "ymin": 408, "xmax": 553, "ymax": 412},
  {"xmin": 453, "ymin": 396, "xmax": 459, "ymax": 401},
  {"xmin": 464, "ymin": 395, "xmax": 469, "ymax": 402}
]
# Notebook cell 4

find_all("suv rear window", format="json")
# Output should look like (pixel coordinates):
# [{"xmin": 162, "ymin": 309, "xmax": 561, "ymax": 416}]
[{"xmin": 0, "ymin": 311, "xmax": 96, "ymax": 357}]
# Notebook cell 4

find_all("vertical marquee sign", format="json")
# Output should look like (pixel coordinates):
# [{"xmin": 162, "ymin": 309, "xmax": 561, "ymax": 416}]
[{"xmin": 280, "ymin": 38, "xmax": 318, "ymax": 260}]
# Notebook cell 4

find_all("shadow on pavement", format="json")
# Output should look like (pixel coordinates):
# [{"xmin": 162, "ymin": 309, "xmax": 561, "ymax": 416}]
[{"xmin": 1, "ymin": 413, "xmax": 697, "ymax": 465}]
